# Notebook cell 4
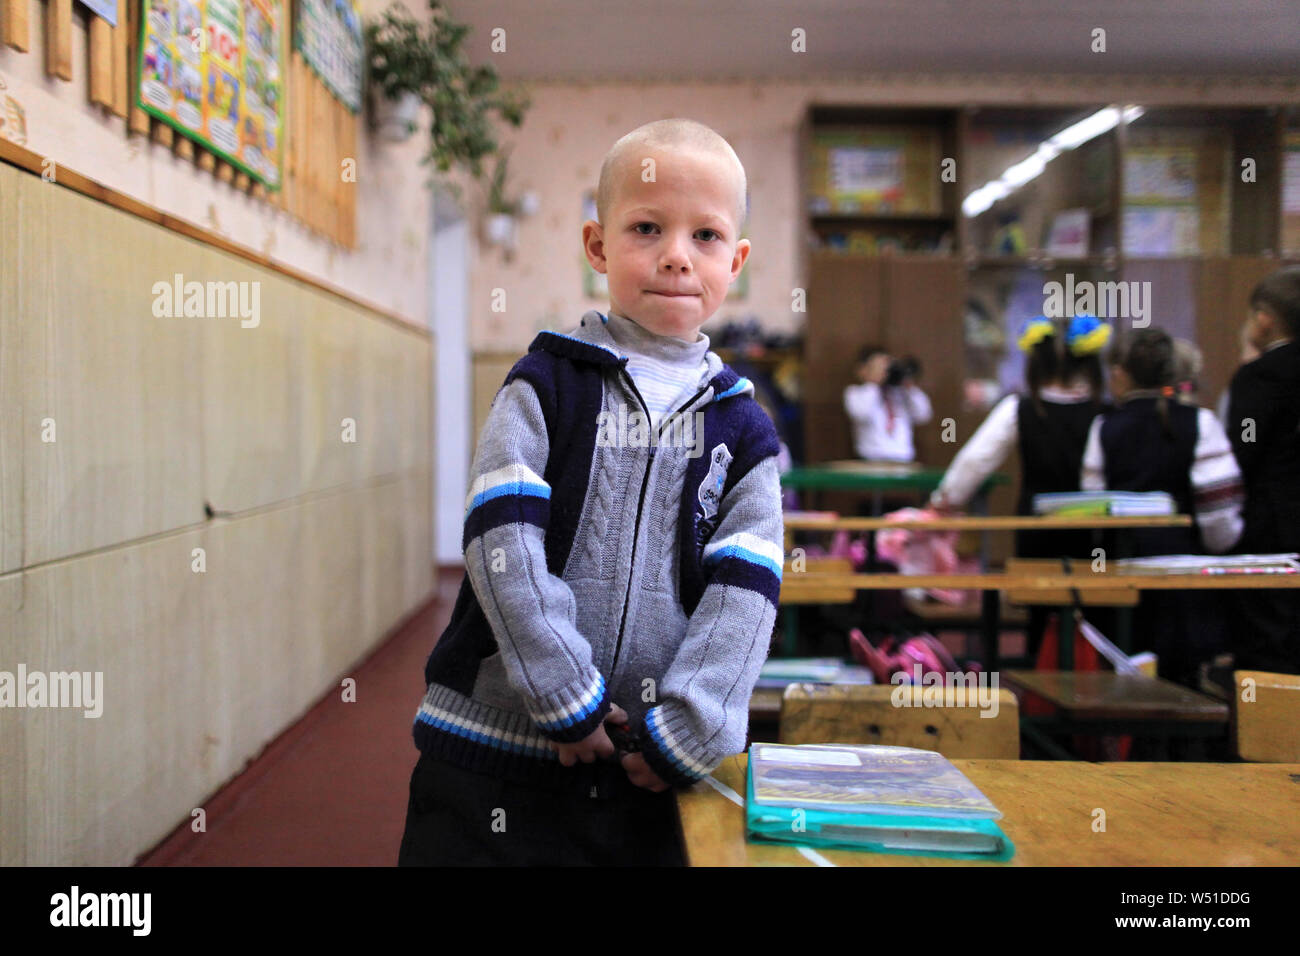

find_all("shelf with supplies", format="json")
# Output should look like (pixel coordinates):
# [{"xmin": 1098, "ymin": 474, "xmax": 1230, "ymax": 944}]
[{"xmin": 801, "ymin": 103, "xmax": 1295, "ymax": 263}]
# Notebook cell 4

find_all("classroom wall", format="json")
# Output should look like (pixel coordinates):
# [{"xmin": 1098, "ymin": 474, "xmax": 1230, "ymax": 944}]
[
  {"xmin": 0, "ymin": 0, "xmax": 432, "ymax": 326},
  {"xmin": 0, "ymin": 161, "xmax": 435, "ymax": 866},
  {"xmin": 466, "ymin": 75, "xmax": 1299, "ymax": 353}
]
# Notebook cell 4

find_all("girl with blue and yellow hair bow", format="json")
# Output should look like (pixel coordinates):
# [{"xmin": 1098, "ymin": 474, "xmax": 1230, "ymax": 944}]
[{"xmin": 931, "ymin": 311, "xmax": 1110, "ymax": 660}]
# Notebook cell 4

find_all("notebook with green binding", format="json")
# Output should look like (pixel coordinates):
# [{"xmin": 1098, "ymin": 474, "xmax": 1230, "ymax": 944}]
[{"xmin": 745, "ymin": 743, "xmax": 1015, "ymax": 861}]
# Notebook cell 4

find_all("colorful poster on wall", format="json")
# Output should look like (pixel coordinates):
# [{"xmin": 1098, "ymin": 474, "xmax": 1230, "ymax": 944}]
[
  {"xmin": 807, "ymin": 128, "xmax": 940, "ymax": 215},
  {"xmin": 1122, "ymin": 146, "xmax": 1202, "ymax": 255},
  {"xmin": 1283, "ymin": 131, "xmax": 1300, "ymax": 215},
  {"xmin": 138, "ymin": 0, "xmax": 284, "ymax": 189},
  {"xmin": 295, "ymin": 0, "xmax": 363, "ymax": 113}
]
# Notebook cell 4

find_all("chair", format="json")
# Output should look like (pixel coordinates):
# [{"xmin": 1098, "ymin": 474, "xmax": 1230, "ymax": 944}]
[
  {"xmin": 776, "ymin": 683, "xmax": 1020, "ymax": 758},
  {"xmin": 1231, "ymin": 670, "xmax": 1300, "ymax": 762},
  {"xmin": 1000, "ymin": 558, "xmax": 1228, "ymax": 759},
  {"xmin": 778, "ymin": 556, "xmax": 855, "ymax": 605}
]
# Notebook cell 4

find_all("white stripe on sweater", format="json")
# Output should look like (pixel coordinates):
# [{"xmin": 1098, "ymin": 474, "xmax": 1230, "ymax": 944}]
[
  {"xmin": 703, "ymin": 532, "xmax": 785, "ymax": 575},
  {"xmin": 464, "ymin": 463, "xmax": 550, "ymax": 513}
]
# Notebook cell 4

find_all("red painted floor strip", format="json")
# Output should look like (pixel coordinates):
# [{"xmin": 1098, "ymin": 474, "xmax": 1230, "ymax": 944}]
[{"xmin": 136, "ymin": 568, "xmax": 462, "ymax": 866}]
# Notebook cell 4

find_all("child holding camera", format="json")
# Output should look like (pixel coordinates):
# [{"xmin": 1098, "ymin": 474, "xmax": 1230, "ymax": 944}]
[{"xmin": 843, "ymin": 345, "xmax": 932, "ymax": 462}]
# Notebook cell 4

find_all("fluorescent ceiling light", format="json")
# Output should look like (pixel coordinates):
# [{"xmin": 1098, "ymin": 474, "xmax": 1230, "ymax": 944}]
[{"xmin": 962, "ymin": 105, "xmax": 1146, "ymax": 219}]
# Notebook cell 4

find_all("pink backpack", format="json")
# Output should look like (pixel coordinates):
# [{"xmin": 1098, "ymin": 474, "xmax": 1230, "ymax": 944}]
[
  {"xmin": 849, "ymin": 627, "xmax": 980, "ymax": 684},
  {"xmin": 875, "ymin": 507, "xmax": 968, "ymax": 605}
]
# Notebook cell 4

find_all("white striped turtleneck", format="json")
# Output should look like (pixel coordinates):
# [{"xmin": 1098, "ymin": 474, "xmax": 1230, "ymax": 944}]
[{"xmin": 603, "ymin": 310, "xmax": 712, "ymax": 426}]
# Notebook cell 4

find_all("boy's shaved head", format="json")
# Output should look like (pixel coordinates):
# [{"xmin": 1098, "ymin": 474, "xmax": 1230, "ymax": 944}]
[{"xmin": 597, "ymin": 119, "xmax": 748, "ymax": 233}]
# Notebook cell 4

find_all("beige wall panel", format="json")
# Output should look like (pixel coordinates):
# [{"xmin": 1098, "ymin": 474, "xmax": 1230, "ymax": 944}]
[
  {"xmin": 203, "ymin": 505, "xmax": 307, "ymax": 774},
  {"xmin": 299, "ymin": 487, "xmax": 365, "ymax": 694},
  {"xmin": 471, "ymin": 353, "xmax": 520, "ymax": 455},
  {"xmin": 21, "ymin": 178, "xmax": 205, "ymax": 566},
  {"xmin": 1, "ymin": 166, "xmax": 30, "ymax": 573},
  {"xmin": 7, "ymin": 529, "xmax": 209, "ymax": 866},
  {"xmin": 2, "ymin": 168, "xmax": 437, "ymax": 865},
  {"xmin": 404, "ymin": 332, "xmax": 434, "ymax": 477},
  {"xmin": 201, "ymin": 254, "xmax": 302, "ymax": 514},
  {"xmin": 361, "ymin": 477, "xmax": 407, "ymax": 644},
  {"xmin": 299, "ymin": 291, "xmax": 361, "ymax": 494},
  {"xmin": 358, "ymin": 319, "xmax": 409, "ymax": 482},
  {"xmin": 0, "ymin": 572, "xmax": 31, "ymax": 864},
  {"xmin": 400, "ymin": 468, "xmax": 435, "ymax": 614}
]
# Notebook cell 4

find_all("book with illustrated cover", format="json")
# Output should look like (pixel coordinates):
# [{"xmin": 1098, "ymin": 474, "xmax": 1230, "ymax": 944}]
[
  {"xmin": 1032, "ymin": 491, "xmax": 1175, "ymax": 516},
  {"xmin": 745, "ymin": 744, "xmax": 1014, "ymax": 860},
  {"xmin": 1113, "ymin": 553, "xmax": 1300, "ymax": 575}
]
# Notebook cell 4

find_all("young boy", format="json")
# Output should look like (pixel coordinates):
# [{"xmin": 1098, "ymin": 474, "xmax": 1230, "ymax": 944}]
[
  {"xmin": 397, "ymin": 119, "xmax": 784, "ymax": 866},
  {"xmin": 1226, "ymin": 266, "xmax": 1300, "ymax": 675}
]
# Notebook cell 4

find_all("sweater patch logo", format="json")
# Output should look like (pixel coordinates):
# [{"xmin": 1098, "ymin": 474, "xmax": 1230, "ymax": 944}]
[{"xmin": 697, "ymin": 443, "xmax": 733, "ymax": 523}]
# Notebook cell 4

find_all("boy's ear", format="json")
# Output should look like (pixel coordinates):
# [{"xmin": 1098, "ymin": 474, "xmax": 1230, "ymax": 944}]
[
  {"xmin": 582, "ymin": 220, "xmax": 608, "ymax": 274},
  {"xmin": 730, "ymin": 238, "xmax": 751, "ymax": 279}
]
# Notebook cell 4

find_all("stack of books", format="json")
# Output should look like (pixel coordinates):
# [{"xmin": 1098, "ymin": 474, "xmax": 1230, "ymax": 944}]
[
  {"xmin": 754, "ymin": 658, "xmax": 875, "ymax": 689},
  {"xmin": 745, "ymin": 743, "xmax": 1015, "ymax": 860},
  {"xmin": 1032, "ymin": 491, "xmax": 1176, "ymax": 516},
  {"xmin": 1114, "ymin": 553, "xmax": 1300, "ymax": 575}
]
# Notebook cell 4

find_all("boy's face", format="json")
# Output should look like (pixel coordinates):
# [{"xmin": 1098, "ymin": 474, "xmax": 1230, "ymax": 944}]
[
  {"xmin": 1109, "ymin": 362, "xmax": 1132, "ymax": 399},
  {"xmin": 1245, "ymin": 307, "xmax": 1280, "ymax": 351},
  {"xmin": 582, "ymin": 147, "xmax": 750, "ymax": 341}
]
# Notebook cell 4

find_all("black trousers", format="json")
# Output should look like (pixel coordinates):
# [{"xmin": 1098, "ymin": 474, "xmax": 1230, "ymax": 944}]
[
  {"xmin": 396, "ymin": 751, "xmax": 687, "ymax": 866},
  {"xmin": 1230, "ymin": 588, "xmax": 1300, "ymax": 676}
]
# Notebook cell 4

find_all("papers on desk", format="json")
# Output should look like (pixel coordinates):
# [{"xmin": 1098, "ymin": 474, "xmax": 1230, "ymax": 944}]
[
  {"xmin": 745, "ymin": 744, "xmax": 1015, "ymax": 860},
  {"xmin": 1032, "ymin": 491, "xmax": 1176, "ymax": 516},
  {"xmin": 1113, "ymin": 553, "xmax": 1300, "ymax": 575},
  {"xmin": 755, "ymin": 658, "xmax": 875, "ymax": 688}
]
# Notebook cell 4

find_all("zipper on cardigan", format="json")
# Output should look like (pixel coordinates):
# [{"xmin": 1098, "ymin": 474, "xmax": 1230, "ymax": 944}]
[{"xmin": 608, "ymin": 370, "xmax": 712, "ymax": 682}]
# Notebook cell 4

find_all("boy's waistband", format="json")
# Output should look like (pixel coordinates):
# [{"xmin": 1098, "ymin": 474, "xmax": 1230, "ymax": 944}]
[{"xmin": 411, "ymin": 682, "xmax": 644, "ymax": 799}]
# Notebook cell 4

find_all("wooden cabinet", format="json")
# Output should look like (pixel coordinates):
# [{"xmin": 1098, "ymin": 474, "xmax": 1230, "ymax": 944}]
[
  {"xmin": 802, "ymin": 254, "xmax": 885, "ymax": 464},
  {"xmin": 802, "ymin": 255, "xmax": 966, "ymax": 466}
]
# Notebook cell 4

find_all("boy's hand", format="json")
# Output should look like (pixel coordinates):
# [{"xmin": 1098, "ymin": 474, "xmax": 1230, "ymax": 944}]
[
  {"xmin": 619, "ymin": 752, "xmax": 670, "ymax": 792},
  {"xmin": 551, "ymin": 703, "xmax": 629, "ymax": 767},
  {"xmin": 929, "ymin": 491, "xmax": 959, "ymax": 515}
]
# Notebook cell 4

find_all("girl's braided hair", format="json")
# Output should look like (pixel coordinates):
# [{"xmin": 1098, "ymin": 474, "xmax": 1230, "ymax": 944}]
[{"xmin": 1112, "ymin": 327, "xmax": 1177, "ymax": 436}]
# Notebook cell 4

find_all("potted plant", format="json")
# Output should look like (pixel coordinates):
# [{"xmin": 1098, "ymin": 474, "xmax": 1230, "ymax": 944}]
[
  {"xmin": 484, "ymin": 146, "xmax": 519, "ymax": 245},
  {"xmin": 366, "ymin": 0, "xmax": 529, "ymax": 194},
  {"xmin": 364, "ymin": 4, "xmax": 428, "ymax": 142}
]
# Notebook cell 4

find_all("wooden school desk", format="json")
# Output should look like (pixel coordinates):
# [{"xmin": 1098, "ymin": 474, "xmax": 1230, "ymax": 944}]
[
  {"xmin": 777, "ymin": 513, "xmax": 1196, "ymax": 660},
  {"xmin": 778, "ymin": 565, "xmax": 1300, "ymax": 669},
  {"xmin": 676, "ymin": 754, "xmax": 1300, "ymax": 866}
]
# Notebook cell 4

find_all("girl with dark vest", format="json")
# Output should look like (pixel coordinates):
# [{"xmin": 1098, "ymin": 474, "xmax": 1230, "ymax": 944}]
[
  {"xmin": 1080, "ymin": 328, "xmax": 1244, "ymax": 687},
  {"xmin": 932, "ymin": 314, "xmax": 1110, "ymax": 658}
]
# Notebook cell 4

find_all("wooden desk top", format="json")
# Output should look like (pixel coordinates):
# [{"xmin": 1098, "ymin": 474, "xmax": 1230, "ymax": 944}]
[
  {"xmin": 749, "ymin": 687, "xmax": 786, "ymax": 721},
  {"xmin": 1003, "ymin": 671, "xmax": 1230, "ymax": 722},
  {"xmin": 677, "ymin": 755, "xmax": 1300, "ymax": 866},
  {"xmin": 782, "ymin": 514, "xmax": 1194, "ymax": 532}
]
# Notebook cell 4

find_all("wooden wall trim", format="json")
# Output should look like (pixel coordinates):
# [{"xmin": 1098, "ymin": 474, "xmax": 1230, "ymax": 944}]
[{"xmin": 0, "ymin": 137, "xmax": 431, "ymax": 339}]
